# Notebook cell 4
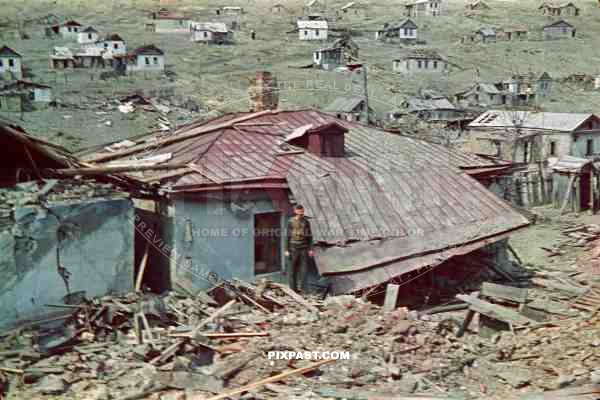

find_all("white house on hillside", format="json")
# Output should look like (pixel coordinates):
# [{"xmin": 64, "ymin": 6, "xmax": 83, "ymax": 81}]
[
  {"xmin": 125, "ymin": 44, "xmax": 165, "ymax": 72},
  {"xmin": 51, "ymin": 20, "xmax": 83, "ymax": 39},
  {"xmin": 405, "ymin": 0, "xmax": 442, "ymax": 16},
  {"xmin": 297, "ymin": 19, "xmax": 328, "ymax": 40},
  {"xmin": 97, "ymin": 34, "xmax": 127, "ymax": 55},
  {"xmin": 0, "ymin": 46, "xmax": 22, "ymax": 80},
  {"xmin": 78, "ymin": 26, "xmax": 99, "ymax": 44},
  {"xmin": 190, "ymin": 22, "xmax": 233, "ymax": 44}
]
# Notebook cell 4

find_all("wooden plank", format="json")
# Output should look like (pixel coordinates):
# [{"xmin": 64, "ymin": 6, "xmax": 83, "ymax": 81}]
[
  {"xmin": 481, "ymin": 282, "xmax": 528, "ymax": 304},
  {"xmin": 190, "ymin": 299, "xmax": 237, "ymax": 337},
  {"xmin": 383, "ymin": 283, "xmax": 400, "ymax": 311},
  {"xmin": 269, "ymin": 282, "xmax": 320, "ymax": 314},
  {"xmin": 532, "ymin": 278, "xmax": 589, "ymax": 296},
  {"xmin": 195, "ymin": 359, "xmax": 335, "ymax": 400},
  {"xmin": 559, "ymin": 174, "xmax": 577, "ymax": 215},
  {"xmin": 456, "ymin": 309, "xmax": 476, "ymax": 338},
  {"xmin": 134, "ymin": 241, "xmax": 150, "ymax": 292},
  {"xmin": 456, "ymin": 294, "xmax": 534, "ymax": 326}
]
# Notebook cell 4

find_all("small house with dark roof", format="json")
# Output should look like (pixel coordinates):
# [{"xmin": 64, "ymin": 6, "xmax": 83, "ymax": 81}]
[
  {"xmin": 375, "ymin": 19, "xmax": 418, "ymax": 41},
  {"xmin": 0, "ymin": 46, "xmax": 22, "ymax": 80},
  {"xmin": 475, "ymin": 27, "xmax": 496, "ymax": 42},
  {"xmin": 50, "ymin": 20, "xmax": 83, "ymax": 39},
  {"xmin": 114, "ymin": 44, "xmax": 165, "ymax": 73},
  {"xmin": 78, "ymin": 26, "xmax": 99, "ymax": 44},
  {"xmin": 539, "ymin": 1, "xmax": 579, "ymax": 16},
  {"xmin": 324, "ymin": 96, "xmax": 372, "ymax": 122},
  {"xmin": 498, "ymin": 26, "xmax": 528, "ymax": 41},
  {"xmin": 393, "ymin": 48, "xmax": 447, "ymax": 74},
  {"xmin": 92, "ymin": 34, "xmax": 127, "ymax": 55},
  {"xmin": 543, "ymin": 20, "xmax": 576, "ymax": 38}
]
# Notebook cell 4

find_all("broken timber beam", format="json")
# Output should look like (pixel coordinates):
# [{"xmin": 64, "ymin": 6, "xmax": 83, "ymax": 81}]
[
  {"xmin": 481, "ymin": 282, "xmax": 528, "ymax": 304},
  {"xmin": 269, "ymin": 282, "xmax": 319, "ymax": 313},
  {"xmin": 456, "ymin": 294, "xmax": 535, "ymax": 326},
  {"xmin": 190, "ymin": 299, "xmax": 236, "ymax": 337},
  {"xmin": 195, "ymin": 359, "xmax": 335, "ymax": 400}
]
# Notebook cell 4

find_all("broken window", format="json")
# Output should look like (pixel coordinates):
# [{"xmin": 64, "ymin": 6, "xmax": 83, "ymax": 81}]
[
  {"xmin": 550, "ymin": 141, "xmax": 556, "ymax": 156},
  {"xmin": 204, "ymin": 31, "xmax": 208, "ymax": 38},
  {"xmin": 254, "ymin": 213, "xmax": 281, "ymax": 275},
  {"xmin": 0, "ymin": 59, "xmax": 3, "ymax": 67},
  {"xmin": 88, "ymin": 33, "xmax": 92, "ymax": 39},
  {"xmin": 315, "ymin": 29, "xmax": 320, "ymax": 36},
  {"xmin": 153, "ymin": 57, "xmax": 158, "ymax": 64},
  {"xmin": 8, "ymin": 59, "xmax": 14, "ymax": 67},
  {"xmin": 587, "ymin": 139, "xmax": 594, "ymax": 156},
  {"xmin": 417, "ymin": 60, "xmax": 422, "ymax": 68},
  {"xmin": 145, "ymin": 57, "xmax": 150, "ymax": 65},
  {"xmin": 523, "ymin": 142, "xmax": 529, "ymax": 163},
  {"xmin": 114, "ymin": 43, "xmax": 118, "ymax": 49}
]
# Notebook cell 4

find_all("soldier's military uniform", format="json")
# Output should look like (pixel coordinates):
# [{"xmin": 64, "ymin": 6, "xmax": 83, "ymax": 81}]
[{"xmin": 286, "ymin": 215, "xmax": 313, "ymax": 293}]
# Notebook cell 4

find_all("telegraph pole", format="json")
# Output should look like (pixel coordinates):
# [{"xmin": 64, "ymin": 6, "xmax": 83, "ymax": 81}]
[{"xmin": 362, "ymin": 64, "xmax": 369, "ymax": 124}]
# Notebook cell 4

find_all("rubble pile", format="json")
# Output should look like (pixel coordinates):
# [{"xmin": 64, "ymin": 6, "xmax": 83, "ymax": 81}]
[{"xmin": 0, "ymin": 276, "xmax": 599, "ymax": 400}]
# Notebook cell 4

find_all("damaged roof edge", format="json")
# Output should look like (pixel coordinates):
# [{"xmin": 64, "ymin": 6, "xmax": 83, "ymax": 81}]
[{"xmin": 325, "ymin": 222, "xmax": 529, "ymax": 294}]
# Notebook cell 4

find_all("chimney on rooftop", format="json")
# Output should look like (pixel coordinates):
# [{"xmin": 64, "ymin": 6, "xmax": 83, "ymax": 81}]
[{"xmin": 248, "ymin": 71, "xmax": 279, "ymax": 112}]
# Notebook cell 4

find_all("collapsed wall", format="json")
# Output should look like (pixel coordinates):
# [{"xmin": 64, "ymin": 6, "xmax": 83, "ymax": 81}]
[{"xmin": 0, "ymin": 180, "xmax": 134, "ymax": 328}]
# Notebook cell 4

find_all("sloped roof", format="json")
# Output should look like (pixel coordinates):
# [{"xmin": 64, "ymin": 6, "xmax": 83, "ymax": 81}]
[
  {"xmin": 479, "ymin": 83, "xmax": 501, "ymax": 94},
  {"xmin": 80, "ymin": 109, "xmax": 529, "ymax": 293},
  {"xmin": 105, "ymin": 33, "xmax": 124, "ymax": 41},
  {"xmin": 192, "ymin": 22, "xmax": 229, "ymax": 33},
  {"xmin": 132, "ymin": 44, "xmax": 164, "ymax": 56},
  {"xmin": 539, "ymin": 1, "xmax": 579, "ymax": 9},
  {"xmin": 0, "ymin": 46, "xmax": 21, "ymax": 58},
  {"xmin": 406, "ymin": 97, "xmax": 457, "ymax": 112},
  {"xmin": 297, "ymin": 19, "xmax": 328, "ymax": 29},
  {"xmin": 552, "ymin": 156, "xmax": 594, "ymax": 173},
  {"xmin": 324, "ymin": 97, "xmax": 365, "ymax": 113},
  {"xmin": 82, "ymin": 26, "xmax": 98, "ymax": 33},
  {"xmin": 543, "ymin": 19, "xmax": 574, "ymax": 28},
  {"xmin": 397, "ymin": 48, "xmax": 444, "ymax": 61},
  {"xmin": 62, "ymin": 20, "xmax": 82, "ymax": 27},
  {"xmin": 469, "ymin": 110, "xmax": 595, "ymax": 131},
  {"xmin": 478, "ymin": 27, "xmax": 496, "ymax": 36},
  {"xmin": 383, "ymin": 19, "xmax": 418, "ymax": 31}
]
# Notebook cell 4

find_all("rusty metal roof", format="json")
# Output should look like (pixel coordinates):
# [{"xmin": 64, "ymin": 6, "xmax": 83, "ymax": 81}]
[{"xmin": 83, "ymin": 109, "xmax": 529, "ymax": 292}]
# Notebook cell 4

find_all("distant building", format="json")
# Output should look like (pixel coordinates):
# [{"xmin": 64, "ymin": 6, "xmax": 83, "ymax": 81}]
[
  {"xmin": 0, "ymin": 80, "xmax": 51, "ymax": 112},
  {"xmin": 393, "ymin": 49, "xmax": 447, "ymax": 73},
  {"xmin": 466, "ymin": 0, "xmax": 490, "ymax": 10},
  {"xmin": 78, "ymin": 26, "xmax": 99, "ymax": 44},
  {"xmin": 475, "ymin": 27, "xmax": 496, "ymax": 42},
  {"xmin": 297, "ymin": 19, "xmax": 328, "ymax": 40},
  {"xmin": 50, "ymin": 20, "xmax": 82, "ymax": 39},
  {"xmin": 219, "ymin": 6, "xmax": 244, "ymax": 15},
  {"xmin": 498, "ymin": 26, "xmax": 528, "ymax": 40},
  {"xmin": 271, "ymin": 3, "xmax": 288, "ymax": 13},
  {"xmin": 543, "ymin": 20, "xmax": 576, "ymax": 38},
  {"xmin": 405, "ymin": 0, "xmax": 442, "ymax": 17},
  {"xmin": 49, "ymin": 47, "xmax": 75, "ymax": 69},
  {"xmin": 340, "ymin": 1, "xmax": 366, "ymax": 15},
  {"xmin": 304, "ymin": 0, "xmax": 326, "ymax": 14},
  {"xmin": 0, "ymin": 46, "xmax": 22, "ymax": 80},
  {"xmin": 190, "ymin": 22, "xmax": 233, "ymax": 44},
  {"xmin": 313, "ymin": 47, "xmax": 344, "ymax": 70},
  {"xmin": 147, "ymin": 8, "xmax": 190, "ymax": 33},
  {"xmin": 455, "ymin": 72, "xmax": 552, "ymax": 108},
  {"xmin": 539, "ymin": 1, "xmax": 579, "ymax": 16},
  {"xmin": 324, "ymin": 96, "xmax": 371, "ymax": 122},
  {"xmin": 115, "ymin": 44, "xmax": 165, "ymax": 73},
  {"xmin": 375, "ymin": 19, "xmax": 418, "ymax": 41},
  {"xmin": 94, "ymin": 34, "xmax": 127, "ymax": 56}
]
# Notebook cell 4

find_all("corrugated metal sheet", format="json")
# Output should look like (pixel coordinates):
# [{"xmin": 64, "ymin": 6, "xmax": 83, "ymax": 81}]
[{"xmin": 469, "ymin": 110, "xmax": 594, "ymax": 132}]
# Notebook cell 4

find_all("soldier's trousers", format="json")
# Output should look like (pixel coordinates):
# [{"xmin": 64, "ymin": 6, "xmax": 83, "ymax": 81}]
[{"xmin": 288, "ymin": 246, "xmax": 309, "ymax": 293}]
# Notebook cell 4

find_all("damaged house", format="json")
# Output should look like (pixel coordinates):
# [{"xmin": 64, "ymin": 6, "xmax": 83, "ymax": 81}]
[
  {"xmin": 0, "ymin": 122, "xmax": 137, "ymax": 327},
  {"xmin": 313, "ymin": 46, "xmax": 344, "ymax": 70},
  {"xmin": 465, "ymin": 110, "xmax": 600, "ymax": 208},
  {"xmin": 297, "ymin": 18, "xmax": 328, "ymax": 40},
  {"xmin": 0, "ymin": 80, "xmax": 52, "ymax": 112},
  {"xmin": 539, "ymin": 1, "xmax": 580, "ymax": 16},
  {"xmin": 50, "ymin": 20, "xmax": 83, "ymax": 39},
  {"xmin": 405, "ymin": 0, "xmax": 442, "ymax": 17},
  {"xmin": 113, "ymin": 44, "xmax": 165, "ymax": 74},
  {"xmin": 77, "ymin": 83, "xmax": 529, "ymax": 296},
  {"xmin": 147, "ymin": 8, "xmax": 190, "ymax": 33}
]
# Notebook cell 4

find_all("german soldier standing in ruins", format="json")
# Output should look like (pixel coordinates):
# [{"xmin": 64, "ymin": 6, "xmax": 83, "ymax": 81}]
[{"xmin": 285, "ymin": 204, "xmax": 314, "ymax": 293}]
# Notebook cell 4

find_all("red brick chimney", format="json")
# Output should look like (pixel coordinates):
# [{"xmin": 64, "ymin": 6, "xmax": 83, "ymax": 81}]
[{"xmin": 248, "ymin": 71, "xmax": 279, "ymax": 112}]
